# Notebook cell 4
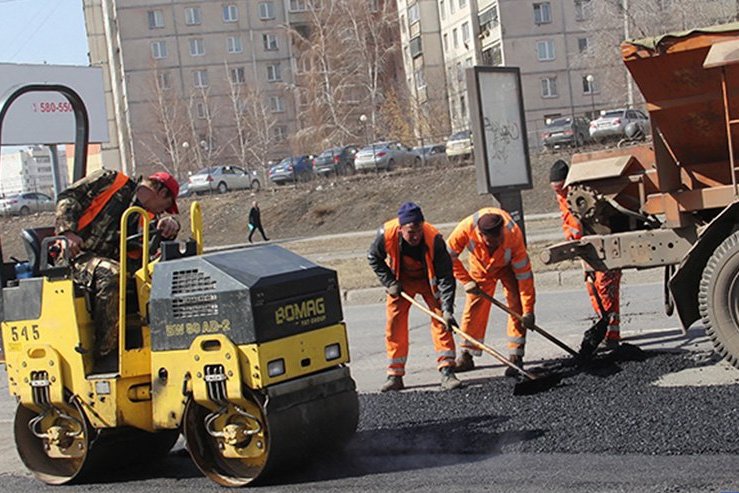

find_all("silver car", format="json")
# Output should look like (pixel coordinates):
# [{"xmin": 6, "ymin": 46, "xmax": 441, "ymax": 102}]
[
  {"xmin": 445, "ymin": 130, "xmax": 473, "ymax": 162},
  {"xmin": 589, "ymin": 108, "xmax": 650, "ymax": 143},
  {"xmin": 413, "ymin": 144, "xmax": 448, "ymax": 166},
  {"xmin": 0, "ymin": 192, "xmax": 55, "ymax": 216},
  {"xmin": 188, "ymin": 165, "xmax": 261, "ymax": 194},
  {"xmin": 354, "ymin": 141, "xmax": 420, "ymax": 172}
]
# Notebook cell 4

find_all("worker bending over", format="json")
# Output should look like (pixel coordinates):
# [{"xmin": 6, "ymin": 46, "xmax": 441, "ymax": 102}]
[
  {"xmin": 447, "ymin": 208, "xmax": 536, "ymax": 376},
  {"xmin": 368, "ymin": 202, "xmax": 462, "ymax": 392}
]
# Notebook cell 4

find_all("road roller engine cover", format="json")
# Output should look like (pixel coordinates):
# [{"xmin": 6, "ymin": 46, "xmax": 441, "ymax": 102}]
[{"xmin": 1, "ymin": 207, "xmax": 359, "ymax": 487}]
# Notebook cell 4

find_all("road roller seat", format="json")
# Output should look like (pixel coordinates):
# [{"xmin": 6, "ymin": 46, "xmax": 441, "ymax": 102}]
[{"xmin": 21, "ymin": 226, "xmax": 56, "ymax": 277}]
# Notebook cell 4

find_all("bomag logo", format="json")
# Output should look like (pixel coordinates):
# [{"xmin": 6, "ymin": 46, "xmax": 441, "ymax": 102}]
[{"xmin": 275, "ymin": 297, "xmax": 326, "ymax": 325}]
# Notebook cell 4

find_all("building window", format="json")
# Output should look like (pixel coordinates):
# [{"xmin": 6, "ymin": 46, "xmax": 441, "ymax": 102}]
[
  {"xmin": 196, "ymin": 102, "xmax": 208, "ymax": 119},
  {"xmin": 537, "ymin": 40, "xmax": 555, "ymax": 61},
  {"xmin": 461, "ymin": 21, "xmax": 470, "ymax": 47},
  {"xmin": 479, "ymin": 5, "xmax": 499, "ymax": 33},
  {"xmin": 459, "ymin": 0, "xmax": 467, "ymax": 8},
  {"xmin": 453, "ymin": 28, "xmax": 459, "ymax": 49},
  {"xmin": 574, "ymin": 0, "xmax": 591, "ymax": 21},
  {"xmin": 148, "ymin": 10, "xmax": 164, "ymax": 29},
  {"xmin": 450, "ymin": 0, "xmax": 456, "ymax": 14},
  {"xmin": 656, "ymin": 0, "xmax": 671, "ymax": 10},
  {"xmin": 263, "ymin": 33, "xmax": 278, "ymax": 51},
  {"xmin": 541, "ymin": 77, "xmax": 558, "ymax": 98},
  {"xmin": 259, "ymin": 1, "xmax": 275, "ymax": 19},
  {"xmin": 273, "ymin": 125, "xmax": 287, "ymax": 142},
  {"xmin": 456, "ymin": 61, "xmax": 463, "ymax": 82},
  {"xmin": 400, "ymin": 14, "xmax": 406, "ymax": 33},
  {"xmin": 578, "ymin": 37, "xmax": 589, "ymax": 53},
  {"xmin": 227, "ymin": 36, "xmax": 243, "ymax": 53},
  {"xmin": 185, "ymin": 7, "xmax": 201, "ymax": 25},
  {"xmin": 151, "ymin": 40, "xmax": 167, "ymax": 59},
  {"xmin": 440, "ymin": 0, "xmax": 445, "ymax": 20},
  {"xmin": 460, "ymin": 95, "xmax": 466, "ymax": 118},
  {"xmin": 583, "ymin": 75, "xmax": 598, "ymax": 94},
  {"xmin": 415, "ymin": 68, "xmax": 426, "ymax": 89},
  {"xmin": 289, "ymin": 0, "xmax": 307, "ymax": 12},
  {"xmin": 230, "ymin": 67, "xmax": 246, "ymax": 84},
  {"xmin": 223, "ymin": 4, "xmax": 238, "ymax": 22},
  {"xmin": 533, "ymin": 2, "xmax": 552, "ymax": 24},
  {"xmin": 408, "ymin": 3, "xmax": 420, "ymax": 24},
  {"xmin": 193, "ymin": 70, "xmax": 209, "ymax": 88},
  {"xmin": 410, "ymin": 36, "xmax": 422, "ymax": 58},
  {"xmin": 157, "ymin": 72, "xmax": 171, "ymax": 90},
  {"xmin": 482, "ymin": 43, "xmax": 502, "ymax": 65},
  {"xmin": 443, "ymin": 33, "xmax": 449, "ymax": 52},
  {"xmin": 189, "ymin": 38, "xmax": 205, "ymax": 56},
  {"xmin": 267, "ymin": 63, "xmax": 282, "ymax": 82},
  {"xmin": 269, "ymin": 95, "xmax": 285, "ymax": 112}
]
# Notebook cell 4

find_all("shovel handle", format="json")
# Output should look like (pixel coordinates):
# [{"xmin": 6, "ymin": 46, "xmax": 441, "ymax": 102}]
[
  {"xmin": 477, "ymin": 289, "xmax": 579, "ymax": 358},
  {"xmin": 400, "ymin": 291, "xmax": 536, "ymax": 380}
]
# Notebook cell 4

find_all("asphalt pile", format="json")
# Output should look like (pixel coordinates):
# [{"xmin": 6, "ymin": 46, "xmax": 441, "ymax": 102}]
[{"xmin": 352, "ymin": 348, "xmax": 738, "ymax": 457}]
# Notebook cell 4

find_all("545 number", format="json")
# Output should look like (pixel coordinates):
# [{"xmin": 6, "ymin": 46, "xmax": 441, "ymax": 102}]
[{"xmin": 9, "ymin": 324, "xmax": 40, "ymax": 342}]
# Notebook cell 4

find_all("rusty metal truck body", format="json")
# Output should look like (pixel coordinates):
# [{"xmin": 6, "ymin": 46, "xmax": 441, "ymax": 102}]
[{"xmin": 543, "ymin": 23, "xmax": 739, "ymax": 368}]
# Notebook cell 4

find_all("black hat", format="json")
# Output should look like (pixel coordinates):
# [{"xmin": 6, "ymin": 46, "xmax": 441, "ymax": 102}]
[
  {"xmin": 549, "ymin": 159, "xmax": 569, "ymax": 182},
  {"xmin": 398, "ymin": 202, "xmax": 424, "ymax": 225},
  {"xmin": 477, "ymin": 213, "xmax": 504, "ymax": 235}
]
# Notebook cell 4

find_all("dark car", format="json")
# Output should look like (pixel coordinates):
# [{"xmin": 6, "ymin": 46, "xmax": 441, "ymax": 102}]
[
  {"xmin": 313, "ymin": 145, "xmax": 359, "ymax": 176},
  {"xmin": 542, "ymin": 117, "xmax": 590, "ymax": 149},
  {"xmin": 268, "ymin": 155, "xmax": 314, "ymax": 185}
]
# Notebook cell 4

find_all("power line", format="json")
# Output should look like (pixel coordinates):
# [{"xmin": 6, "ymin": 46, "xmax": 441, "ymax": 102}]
[{"xmin": 9, "ymin": 0, "xmax": 63, "ymax": 61}]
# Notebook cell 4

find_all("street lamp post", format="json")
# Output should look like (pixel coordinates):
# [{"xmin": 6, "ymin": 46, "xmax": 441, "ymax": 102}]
[
  {"xmin": 359, "ymin": 113, "xmax": 377, "ymax": 172},
  {"xmin": 586, "ymin": 74, "xmax": 596, "ymax": 118}
]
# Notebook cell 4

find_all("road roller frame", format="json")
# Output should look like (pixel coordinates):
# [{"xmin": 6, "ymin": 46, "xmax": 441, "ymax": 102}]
[{"xmin": 0, "ymin": 84, "xmax": 359, "ymax": 486}]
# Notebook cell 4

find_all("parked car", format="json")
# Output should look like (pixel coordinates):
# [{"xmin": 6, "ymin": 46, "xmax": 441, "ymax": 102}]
[
  {"xmin": 0, "ymin": 192, "xmax": 55, "ymax": 216},
  {"xmin": 313, "ymin": 145, "xmax": 359, "ymax": 176},
  {"xmin": 354, "ymin": 141, "xmax": 420, "ymax": 172},
  {"xmin": 445, "ymin": 130, "xmax": 473, "ymax": 162},
  {"xmin": 542, "ymin": 117, "xmax": 591, "ymax": 149},
  {"xmin": 268, "ymin": 155, "xmax": 314, "ymax": 185},
  {"xmin": 589, "ymin": 108, "xmax": 650, "ymax": 143},
  {"xmin": 188, "ymin": 165, "xmax": 261, "ymax": 195},
  {"xmin": 413, "ymin": 144, "xmax": 448, "ymax": 166}
]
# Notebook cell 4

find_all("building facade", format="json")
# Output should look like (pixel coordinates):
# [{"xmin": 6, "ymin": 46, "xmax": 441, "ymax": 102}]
[{"xmin": 0, "ymin": 147, "xmax": 67, "ymax": 197}]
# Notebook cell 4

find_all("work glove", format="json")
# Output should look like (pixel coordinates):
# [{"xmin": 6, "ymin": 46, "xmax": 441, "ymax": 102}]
[
  {"xmin": 521, "ymin": 312, "xmax": 536, "ymax": 330},
  {"xmin": 386, "ymin": 282, "xmax": 402, "ymax": 297},
  {"xmin": 463, "ymin": 281, "xmax": 482, "ymax": 295},
  {"xmin": 442, "ymin": 311, "xmax": 458, "ymax": 333}
]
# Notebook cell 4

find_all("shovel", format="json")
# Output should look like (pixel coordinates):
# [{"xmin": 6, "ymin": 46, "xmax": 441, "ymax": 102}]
[
  {"xmin": 475, "ymin": 289, "xmax": 580, "ymax": 358},
  {"xmin": 400, "ymin": 291, "xmax": 561, "ymax": 395},
  {"xmin": 579, "ymin": 274, "xmax": 610, "ymax": 360}
]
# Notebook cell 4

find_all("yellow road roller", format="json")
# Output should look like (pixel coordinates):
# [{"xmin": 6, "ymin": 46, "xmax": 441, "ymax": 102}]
[{"xmin": 0, "ymin": 84, "xmax": 359, "ymax": 487}]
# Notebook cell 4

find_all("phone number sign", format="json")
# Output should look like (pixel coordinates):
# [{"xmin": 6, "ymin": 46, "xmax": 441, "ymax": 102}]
[{"xmin": 0, "ymin": 63, "xmax": 109, "ymax": 145}]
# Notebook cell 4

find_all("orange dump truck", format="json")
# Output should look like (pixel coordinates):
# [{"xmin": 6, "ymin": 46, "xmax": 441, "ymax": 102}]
[{"xmin": 543, "ymin": 23, "xmax": 739, "ymax": 368}]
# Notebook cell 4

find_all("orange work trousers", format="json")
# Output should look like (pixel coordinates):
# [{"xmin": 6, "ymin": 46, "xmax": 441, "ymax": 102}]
[
  {"xmin": 459, "ymin": 266, "xmax": 526, "ymax": 357},
  {"xmin": 385, "ymin": 277, "xmax": 456, "ymax": 376},
  {"xmin": 586, "ymin": 270, "xmax": 622, "ymax": 342}
]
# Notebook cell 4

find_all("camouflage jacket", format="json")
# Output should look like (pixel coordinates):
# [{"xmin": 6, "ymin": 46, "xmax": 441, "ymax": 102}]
[{"xmin": 55, "ymin": 169, "xmax": 139, "ymax": 260}]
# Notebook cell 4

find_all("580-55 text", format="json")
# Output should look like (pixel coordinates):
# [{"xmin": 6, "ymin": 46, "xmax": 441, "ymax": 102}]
[{"xmin": 32, "ymin": 102, "xmax": 73, "ymax": 113}]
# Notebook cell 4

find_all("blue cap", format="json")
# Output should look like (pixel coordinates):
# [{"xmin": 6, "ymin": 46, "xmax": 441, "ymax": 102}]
[{"xmin": 398, "ymin": 202, "xmax": 424, "ymax": 225}]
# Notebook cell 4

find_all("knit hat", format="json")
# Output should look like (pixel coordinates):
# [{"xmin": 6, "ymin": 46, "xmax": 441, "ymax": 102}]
[
  {"xmin": 397, "ymin": 202, "xmax": 424, "ymax": 225},
  {"xmin": 549, "ymin": 159, "xmax": 569, "ymax": 183},
  {"xmin": 477, "ymin": 213, "xmax": 504, "ymax": 235}
]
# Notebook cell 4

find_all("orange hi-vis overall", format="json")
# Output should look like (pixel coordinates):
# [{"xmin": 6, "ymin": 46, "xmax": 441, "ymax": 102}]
[
  {"xmin": 383, "ymin": 219, "xmax": 456, "ymax": 376},
  {"xmin": 555, "ymin": 191, "xmax": 621, "ymax": 342},
  {"xmin": 447, "ymin": 208, "xmax": 535, "ymax": 357}
]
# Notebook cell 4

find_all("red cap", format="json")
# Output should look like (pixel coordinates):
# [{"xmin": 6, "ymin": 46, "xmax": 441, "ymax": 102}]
[{"xmin": 148, "ymin": 171, "xmax": 179, "ymax": 214}]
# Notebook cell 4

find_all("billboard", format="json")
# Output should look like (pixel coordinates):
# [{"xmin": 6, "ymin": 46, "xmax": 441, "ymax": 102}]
[
  {"xmin": 0, "ymin": 63, "xmax": 108, "ymax": 145},
  {"xmin": 467, "ymin": 66, "xmax": 532, "ymax": 194}
]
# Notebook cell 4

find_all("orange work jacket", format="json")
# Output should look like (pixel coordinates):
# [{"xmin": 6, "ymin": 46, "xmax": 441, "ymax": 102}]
[
  {"xmin": 556, "ymin": 192, "xmax": 583, "ymax": 240},
  {"xmin": 383, "ymin": 218, "xmax": 440, "ymax": 294}
]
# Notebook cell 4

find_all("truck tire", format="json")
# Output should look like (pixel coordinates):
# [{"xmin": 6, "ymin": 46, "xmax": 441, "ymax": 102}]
[{"xmin": 698, "ymin": 230, "xmax": 739, "ymax": 369}]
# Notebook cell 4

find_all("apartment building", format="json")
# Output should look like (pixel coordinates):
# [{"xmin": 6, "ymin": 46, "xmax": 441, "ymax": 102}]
[
  {"xmin": 83, "ymin": 0, "xmax": 306, "ymax": 177},
  {"xmin": 0, "ymin": 147, "xmax": 67, "ymax": 197},
  {"xmin": 399, "ymin": 0, "xmax": 738, "ymax": 147}
]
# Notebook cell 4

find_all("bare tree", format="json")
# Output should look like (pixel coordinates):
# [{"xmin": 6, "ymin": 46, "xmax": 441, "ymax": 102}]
[{"xmin": 185, "ymin": 87, "xmax": 223, "ymax": 170}]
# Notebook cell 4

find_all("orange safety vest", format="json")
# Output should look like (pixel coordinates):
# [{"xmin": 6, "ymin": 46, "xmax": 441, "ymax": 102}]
[
  {"xmin": 383, "ymin": 218, "xmax": 440, "ymax": 293},
  {"xmin": 556, "ymin": 192, "xmax": 583, "ymax": 240},
  {"xmin": 77, "ymin": 172, "xmax": 131, "ymax": 231}
]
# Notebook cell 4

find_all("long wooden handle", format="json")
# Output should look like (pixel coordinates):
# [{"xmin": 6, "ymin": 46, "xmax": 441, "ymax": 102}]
[
  {"xmin": 400, "ymin": 291, "xmax": 536, "ymax": 380},
  {"xmin": 477, "ymin": 289, "xmax": 579, "ymax": 357}
]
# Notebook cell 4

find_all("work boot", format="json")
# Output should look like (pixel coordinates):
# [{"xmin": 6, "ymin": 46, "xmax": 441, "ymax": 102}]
[
  {"xmin": 455, "ymin": 351, "xmax": 475, "ymax": 372},
  {"xmin": 439, "ymin": 366, "xmax": 463, "ymax": 390},
  {"xmin": 603, "ymin": 338, "xmax": 621, "ymax": 350},
  {"xmin": 504, "ymin": 355, "xmax": 524, "ymax": 378},
  {"xmin": 380, "ymin": 375, "xmax": 404, "ymax": 392}
]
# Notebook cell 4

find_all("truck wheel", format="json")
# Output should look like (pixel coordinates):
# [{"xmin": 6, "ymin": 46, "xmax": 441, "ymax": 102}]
[{"xmin": 698, "ymin": 231, "xmax": 739, "ymax": 369}]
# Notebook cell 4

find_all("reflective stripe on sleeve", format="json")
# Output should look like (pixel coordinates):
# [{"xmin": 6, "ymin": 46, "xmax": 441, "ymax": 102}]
[
  {"xmin": 512, "ymin": 258, "xmax": 529, "ymax": 270},
  {"xmin": 515, "ymin": 271, "xmax": 533, "ymax": 281}
]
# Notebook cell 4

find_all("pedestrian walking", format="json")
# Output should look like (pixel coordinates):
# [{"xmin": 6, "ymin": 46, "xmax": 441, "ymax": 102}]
[
  {"xmin": 550, "ymin": 159, "xmax": 622, "ymax": 348},
  {"xmin": 367, "ymin": 202, "xmax": 462, "ymax": 392},
  {"xmin": 447, "ymin": 208, "xmax": 536, "ymax": 376},
  {"xmin": 248, "ymin": 200, "xmax": 269, "ymax": 242}
]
